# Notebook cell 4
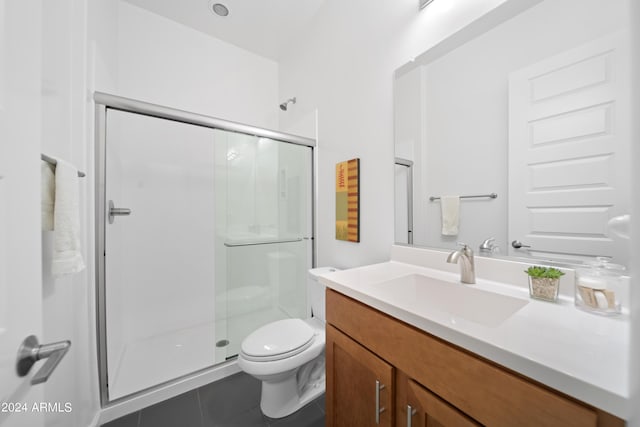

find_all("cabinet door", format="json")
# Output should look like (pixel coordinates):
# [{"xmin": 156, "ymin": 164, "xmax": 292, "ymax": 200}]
[
  {"xmin": 326, "ymin": 324, "xmax": 394, "ymax": 427},
  {"xmin": 406, "ymin": 379, "xmax": 480, "ymax": 427}
]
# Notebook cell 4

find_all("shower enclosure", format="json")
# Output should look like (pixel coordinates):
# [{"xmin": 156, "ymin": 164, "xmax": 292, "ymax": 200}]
[{"xmin": 95, "ymin": 93, "xmax": 315, "ymax": 405}]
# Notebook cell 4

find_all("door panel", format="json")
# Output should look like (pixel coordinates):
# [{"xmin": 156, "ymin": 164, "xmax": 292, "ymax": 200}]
[
  {"xmin": 326, "ymin": 325, "xmax": 393, "ymax": 427},
  {"xmin": 212, "ymin": 130, "xmax": 313, "ymax": 360},
  {"xmin": 508, "ymin": 32, "xmax": 631, "ymax": 265},
  {"xmin": 104, "ymin": 109, "xmax": 217, "ymax": 400},
  {"xmin": 0, "ymin": 1, "xmax": 44, "ymax": 426}
]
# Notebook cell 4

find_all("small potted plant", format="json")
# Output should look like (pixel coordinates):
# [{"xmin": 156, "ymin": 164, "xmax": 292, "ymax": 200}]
[{"xmin": 525, "ymin": 266, "xmax": 565, "ymax": 302}]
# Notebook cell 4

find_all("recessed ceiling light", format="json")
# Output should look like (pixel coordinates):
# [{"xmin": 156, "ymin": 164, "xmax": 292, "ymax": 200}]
[{"xmin": 210, "ymin": 2, "xmax": 229, "ymax": 17}]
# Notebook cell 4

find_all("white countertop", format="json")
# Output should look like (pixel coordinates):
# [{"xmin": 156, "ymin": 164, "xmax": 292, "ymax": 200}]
[{"xmin": 321, "ymin": 260, "xmax": 630, "ymax": 419}]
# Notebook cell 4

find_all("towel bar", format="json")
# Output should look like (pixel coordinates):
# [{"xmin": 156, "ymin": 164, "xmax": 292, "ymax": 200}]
[
  {"xmin": 224, "ymin": 238, "xmax": 304, "ymax": 247},
  {"xmin": 429, "ymin": 193, "xmax": 497, "ymax": 202},
  {"xmin": 41, "ymin": 154, "xmax": 85, "ymax": 177}
]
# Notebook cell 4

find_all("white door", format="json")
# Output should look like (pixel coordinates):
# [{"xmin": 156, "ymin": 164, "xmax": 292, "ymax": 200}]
[
  {"xmin": 508, "ymin": 32, "xmax": 630, "ymax": 265},
  {"xmin": 0, "ymin": 1, "xmax": 45, "ymax": 426}
]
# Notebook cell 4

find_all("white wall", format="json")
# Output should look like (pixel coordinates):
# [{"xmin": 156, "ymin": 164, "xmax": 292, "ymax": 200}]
[
  {"xmin": 41, "ymin": 0, "xmax": 100, "ymax": 426},
  {"xmin": 105, "ymin": 110, "xmax": 217, "ymax": 351},
  {"xmin": 114, "ymin": 1, "xmax": 280, "ymax": 130}
]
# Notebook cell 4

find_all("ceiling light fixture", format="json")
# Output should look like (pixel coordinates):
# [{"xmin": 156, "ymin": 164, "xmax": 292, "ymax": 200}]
[
  {"xmin": 419, "ymin": 0, "xmax": 435, "ymax": 10},
  {"xmin": 210, "ymin": 2, "xmax": 229, "ymax": 17}
]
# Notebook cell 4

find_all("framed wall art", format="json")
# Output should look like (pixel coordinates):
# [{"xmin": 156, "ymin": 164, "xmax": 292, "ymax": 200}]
[{"xmin": 335, "ymin": 158, "xmax": 360, "ymax": 242}]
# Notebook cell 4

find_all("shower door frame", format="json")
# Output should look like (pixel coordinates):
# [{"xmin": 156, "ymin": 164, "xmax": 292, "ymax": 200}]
[{"xmin": 94, "ymin": 92, "xmax": 317, "ymax": 408}]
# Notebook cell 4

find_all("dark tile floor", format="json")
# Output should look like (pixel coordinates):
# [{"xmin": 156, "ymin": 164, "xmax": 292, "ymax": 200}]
[{"xmin": 101, "ymin": 372, "xmax": 325, "ymax": 427}]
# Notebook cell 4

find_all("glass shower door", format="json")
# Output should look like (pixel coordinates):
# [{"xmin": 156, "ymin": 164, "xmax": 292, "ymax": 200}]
[
  {"xmin": 213, "ymin": 131, "xmax": 313, "ymax": 361},
  {"xmin": 101, "ymin": 108, "xmax": 314, "ymax": 400},
  {"xmin": 104, "ymin": 110, "xmax": 218, "ymax": 400}
]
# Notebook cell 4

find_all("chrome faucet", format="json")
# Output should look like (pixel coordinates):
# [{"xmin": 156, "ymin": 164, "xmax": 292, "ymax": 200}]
[
  {"xmin": 447, "ymin": 243, "xmax": 476, "ymax": 284},
  {"xmin": 479, "ymin": 237, "xmax": 498, "ymax": 255}
]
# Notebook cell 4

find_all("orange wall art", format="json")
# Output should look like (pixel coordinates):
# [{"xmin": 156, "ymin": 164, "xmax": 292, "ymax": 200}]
[{"xmin": 335, "ymin": 158, "xmax": 360, "ymax": 242}]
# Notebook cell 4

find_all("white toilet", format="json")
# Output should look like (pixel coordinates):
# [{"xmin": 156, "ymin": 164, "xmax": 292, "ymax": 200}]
[{"xmin": 237, "ymin": 266, "xmax": 338, "ymax": 418}]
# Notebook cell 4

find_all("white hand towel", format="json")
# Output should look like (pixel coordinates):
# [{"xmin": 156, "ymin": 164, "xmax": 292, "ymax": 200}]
[
  {"xmin": 41, "ymin": 162, "xmax": 55, "ymax": 231},
  {"xmin": 440, "ymin": 195, "xmax": 460, "ymax": 236},
  {"xmin": 51, "ymin": 158, "xmax": 85, "ymax": 276}
]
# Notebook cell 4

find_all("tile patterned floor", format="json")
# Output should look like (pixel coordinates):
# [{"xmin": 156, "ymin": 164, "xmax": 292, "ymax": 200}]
[{"xmin": 101, "ymin": 372, "xmax": 325, "ymax": 427}]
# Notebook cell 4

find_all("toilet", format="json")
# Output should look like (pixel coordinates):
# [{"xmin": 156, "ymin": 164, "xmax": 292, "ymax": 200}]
[{"xmin": 237, "ymin": 266, "xmax": 339, "ymax": 418}]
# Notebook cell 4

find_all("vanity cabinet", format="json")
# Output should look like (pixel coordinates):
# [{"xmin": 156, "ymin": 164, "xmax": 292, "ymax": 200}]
[
  {"xmin": 325, "ymin": 289, "xmax": 624, "ymax": 427},
  {"xmin": 326, "ymin": 324, "xmax": 393, "ymax": 426}
]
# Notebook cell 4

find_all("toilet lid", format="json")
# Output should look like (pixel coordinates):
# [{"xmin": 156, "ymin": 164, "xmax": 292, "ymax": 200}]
[{"xmin": 241, "ymin": 319, "xmax": 315, "ymax": 361}]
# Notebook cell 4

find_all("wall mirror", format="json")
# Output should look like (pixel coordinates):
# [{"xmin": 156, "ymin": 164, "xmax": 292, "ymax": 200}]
[{"xmin": 394, "ymin": 0, "xmax": 631, "ymax": 267}]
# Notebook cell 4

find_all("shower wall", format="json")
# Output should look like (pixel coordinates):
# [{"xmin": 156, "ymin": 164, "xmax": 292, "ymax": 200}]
[{"xmin": 105, "ymin": 110, "xmax": 217, "ymax": 399}]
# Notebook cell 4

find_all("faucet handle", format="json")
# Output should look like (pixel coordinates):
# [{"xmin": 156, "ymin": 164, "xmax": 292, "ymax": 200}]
[
  {"xmin": 456, "ymin": 242, "xmax": 474, "ymax": 257},
  {"xmin": 480, "ymin": 237, "xmax": 496, "ymax": 250}
]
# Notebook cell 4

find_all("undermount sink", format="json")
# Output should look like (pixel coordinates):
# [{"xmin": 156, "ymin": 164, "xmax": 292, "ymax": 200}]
[{"xmin": 371, "ymin": 274, "xmax": 528, "ymax": 327}]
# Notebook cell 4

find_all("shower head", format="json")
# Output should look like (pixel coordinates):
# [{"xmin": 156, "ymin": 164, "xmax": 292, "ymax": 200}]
[{"xmin": 279, "ymin": 97, "xmax": 296, "ymax": 111}]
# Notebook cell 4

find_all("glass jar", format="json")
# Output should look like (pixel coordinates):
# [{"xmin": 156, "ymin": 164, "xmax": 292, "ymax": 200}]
[
  {"xmin": 574, "ymin": 257, "xmax": 624, "ymax": 315},
  {"xmin": 528, "ymin": 276, "xmax": 559, "ymax": 302}
]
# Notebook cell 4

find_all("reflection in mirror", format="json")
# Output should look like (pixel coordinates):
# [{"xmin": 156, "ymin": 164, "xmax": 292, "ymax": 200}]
[
  {"xmin": 395, "ymin": 157, "xmax": 414, "ymax": 244},
  {"xmin": 394, "ymin": 0, "xmax": 631, "ymax": 267}
]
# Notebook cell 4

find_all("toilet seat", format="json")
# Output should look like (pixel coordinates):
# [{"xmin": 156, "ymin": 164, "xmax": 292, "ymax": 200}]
[{"xmin": 241, "ymin": 318, "xmax": 315, "ymax": 362}]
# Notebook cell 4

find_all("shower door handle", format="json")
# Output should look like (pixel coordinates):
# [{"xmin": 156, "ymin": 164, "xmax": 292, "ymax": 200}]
[{"xmin": 108, "ymin": 200, "xmax": 132, "ymax": 224}]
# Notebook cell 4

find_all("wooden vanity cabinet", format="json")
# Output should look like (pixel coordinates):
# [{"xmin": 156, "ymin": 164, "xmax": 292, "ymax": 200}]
[
  {"xmin": 326, "ymin": 289, "xmax": 624, "ymax": 427},
  {"xmin": 326, "ymin": 324, "xmax": 394, "ymax": 426}
]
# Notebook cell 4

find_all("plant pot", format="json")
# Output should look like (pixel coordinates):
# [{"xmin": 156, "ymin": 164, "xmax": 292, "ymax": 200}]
[{"xmin": 528, "ymin": 277, "xmax": 559, "ymax": 302}]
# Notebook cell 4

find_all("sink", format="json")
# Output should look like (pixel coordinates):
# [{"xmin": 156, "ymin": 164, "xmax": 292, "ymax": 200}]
[{"xmin": 371, "ymin": 274, "xmax": 528, "ymax": 327}]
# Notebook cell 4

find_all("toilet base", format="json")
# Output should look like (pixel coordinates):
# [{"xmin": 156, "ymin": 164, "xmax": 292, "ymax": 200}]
[
  {"xmin": 260, "ymin": 374, "xmax": 325, "ymax": 419},
  {"xmin": 238, "ymin": 317, "xmax": 327, "ymax": 419}
]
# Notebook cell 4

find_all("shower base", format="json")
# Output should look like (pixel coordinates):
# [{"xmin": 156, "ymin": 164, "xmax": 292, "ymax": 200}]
[{"xmin": 108, "ymin": 307, "xmax": 288, "ymax": 400}]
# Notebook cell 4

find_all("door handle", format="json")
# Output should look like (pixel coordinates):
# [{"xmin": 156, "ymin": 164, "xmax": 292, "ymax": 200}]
[
  {"xmin": 108, "ymin": 200, "xmax": 132, "ymax": 224},
  {"xmin": 407, "ymin": 404, "xmax": 417, "ymax": 427},
  {"xmin": 375, "ymin": 380, "xmax": 386, "ymax": 424},
  {"xmin": 511, "ymin": 240, "xmax": 531, "ymax": 249},
  {"xmin": 16, "ymin": 335, "xmax": 71, "ymax": 385}
]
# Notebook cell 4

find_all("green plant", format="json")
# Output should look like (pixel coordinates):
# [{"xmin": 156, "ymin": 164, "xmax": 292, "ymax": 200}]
[{"xmin": 524, "ymin": 266, "xmax": 565, "ymax": 279}]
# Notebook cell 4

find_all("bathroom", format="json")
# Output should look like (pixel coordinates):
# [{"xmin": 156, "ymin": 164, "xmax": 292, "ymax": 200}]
[{"xmin": 0, "ymin": 0, "xmax": 639, "ymax": 426}]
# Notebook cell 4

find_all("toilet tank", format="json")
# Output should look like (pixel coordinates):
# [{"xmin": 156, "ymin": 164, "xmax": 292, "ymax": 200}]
[{"xmin": 308, "ymin": 267, "xmax": 339, "ymax": 322}]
